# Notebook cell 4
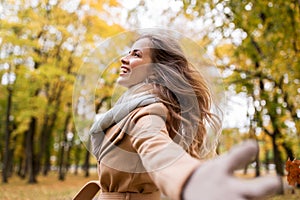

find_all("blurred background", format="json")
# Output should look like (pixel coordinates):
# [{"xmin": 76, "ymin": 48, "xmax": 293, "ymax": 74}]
[{"xmin": 0, "ymin": 0, "xmax": 299, "ymax": 199}]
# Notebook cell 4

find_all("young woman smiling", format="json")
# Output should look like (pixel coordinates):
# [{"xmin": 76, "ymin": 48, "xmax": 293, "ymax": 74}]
[{"xmin": 75, "ymin": 32, "xmax": 282, "ymax": 200}]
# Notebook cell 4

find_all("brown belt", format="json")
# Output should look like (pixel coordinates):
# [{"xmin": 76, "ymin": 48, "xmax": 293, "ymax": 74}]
[{"xmin": 97, "ymin": 191, "xmax": 161, "ymax": 200}]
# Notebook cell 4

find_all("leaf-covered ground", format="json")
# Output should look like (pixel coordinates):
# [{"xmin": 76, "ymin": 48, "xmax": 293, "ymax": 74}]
[
  {"xmin": 0, "ymin": 172, "xmax": 298, "ymax": 200},
  {"xmin": 0, "ymin": 172, "xmax": 98, "ymax": 200}
]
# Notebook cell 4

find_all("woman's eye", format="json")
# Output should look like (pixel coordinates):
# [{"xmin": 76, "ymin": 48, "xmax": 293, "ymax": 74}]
[{"xmin": 128, "ymin": 50, "xmax": 141, "ymax": 57}]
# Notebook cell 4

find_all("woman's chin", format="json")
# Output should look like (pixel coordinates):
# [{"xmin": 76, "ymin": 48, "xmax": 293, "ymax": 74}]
[{"xmin": 116, "ymin": 78, "xmax": 129, "ymax": 88}]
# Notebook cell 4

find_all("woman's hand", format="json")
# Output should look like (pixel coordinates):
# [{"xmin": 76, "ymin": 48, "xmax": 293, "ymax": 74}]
[{"xmin": 182, "ymin": 140, "xmax": 282, "ymax": 200}]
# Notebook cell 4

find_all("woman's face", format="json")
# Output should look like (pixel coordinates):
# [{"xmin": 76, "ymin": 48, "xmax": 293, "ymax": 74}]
[{"xmin": 116, "ymin": 38, "xmax": 153, "ymax": 88}]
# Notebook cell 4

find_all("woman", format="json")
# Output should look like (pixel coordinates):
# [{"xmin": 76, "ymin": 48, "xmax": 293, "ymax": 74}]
[{"xmin": 78, "ymin": 32, "xmax": 282, "ymax": 200}]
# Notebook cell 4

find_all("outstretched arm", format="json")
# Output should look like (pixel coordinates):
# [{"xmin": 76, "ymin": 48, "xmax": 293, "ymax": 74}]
[{"xmin": 182, "ymin": 140, "xmax": 282, "ymax": 200}]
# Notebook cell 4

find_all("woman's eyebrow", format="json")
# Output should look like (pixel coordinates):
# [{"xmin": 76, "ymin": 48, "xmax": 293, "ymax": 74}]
[
  {"xmin": 129, "ymin": 49, "xmax": 142, "ymax": 54},
  {"xmin": 128, "ymin": 49, "xmax": 143, "ymax": 56}
]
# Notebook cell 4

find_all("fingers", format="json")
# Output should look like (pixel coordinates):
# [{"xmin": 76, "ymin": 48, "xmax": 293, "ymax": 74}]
[
  {"xmin": 223, "ymin": 140, "xmax": 258, "ymax": 173},
  {"xmin": 237, "ymin": 176, "xmax": 282, "ymax": 199}
]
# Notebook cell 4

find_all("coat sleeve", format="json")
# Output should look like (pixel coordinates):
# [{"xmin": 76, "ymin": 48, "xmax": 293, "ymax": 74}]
[{"xmin": 129, "ymin": 109, "xmax": 201, "ymax": 200}]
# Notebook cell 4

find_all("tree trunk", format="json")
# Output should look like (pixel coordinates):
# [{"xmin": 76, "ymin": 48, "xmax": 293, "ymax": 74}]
[
  {"xmin": 39, "ymin": 113, "xmax": 57, "ymax": 176},
  {"xmin": 43, "ymin": 113, "xmax": 59, "ymax": 176},
  {"xmin": 83, "ymin": 148, "xmax": 90, "ymax": 177},
  {"xmin": 27, "ymin": 117, "xmax": 37, "ymax": 183},
  {"xmin": 74, "ymin": 143, "xmax": 81, "ymax": 175},
  {"xmin": 41, "ymin": 84, "xmax": 64, "ymax": 176},
  {"xmin": 65, "ymin": 133, "xmax": 74, "ymax": 173},
  {"xmin": 2, "ymin": 86, "xmax": 13, "ymax": 183},
  {"xmin": 265, "ymin": 150, "xmax": 270, "ymax": 174},
  {"xmin": 255, "ymin": 151, "xmax": 261, "ymax": 177},
  {"xmin": 17, "ymin": 132, "xmax": 27, "ymax": 179},
  {"xmin": 58, "ymin": 142, "xmax": 66, "ymax": 181},
  {"xmin": 43, "ymin": 148, "xmax": 51, "ymax": 176},
  {"xmin": 282, "ymin": 142, "xmax": 294, "ymax": 161},
  {"xmin": 7, "ymin": 149, "xmax": 14, "ymax": 178},
  {"xmin": 37, "ymin": 114, "xmax": 49, "ymax": 174},
  {"xmin": 17, "ymin": 157, "xmax": 25, "ymax": 178},
  {"xmin": 58, "ymin": 111, "xmax": 71, "ymax": 181},
  {"xmin": 272, "ymin": 134, "xmax": 284, "ymax": 176}
]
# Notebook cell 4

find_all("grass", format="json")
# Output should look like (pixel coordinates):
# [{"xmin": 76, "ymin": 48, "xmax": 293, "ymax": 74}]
[{"xmin": 0, "ymin": 171, "xmax": 299, "ymax": 200}]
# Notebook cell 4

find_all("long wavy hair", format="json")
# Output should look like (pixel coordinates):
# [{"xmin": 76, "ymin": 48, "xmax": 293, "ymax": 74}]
[{"xmin": 137, "ymin": 33, "xmax": 222, "ymax": 159}]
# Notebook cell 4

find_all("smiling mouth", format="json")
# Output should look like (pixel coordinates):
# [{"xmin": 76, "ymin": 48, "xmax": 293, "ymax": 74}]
[{"xmin": 120, "ymin": 66, "xmax": 130, "ymax": 75}]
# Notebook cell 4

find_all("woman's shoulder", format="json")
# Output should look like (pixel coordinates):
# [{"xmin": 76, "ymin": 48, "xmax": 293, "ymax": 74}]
[{"xmin": 132, "ymin": 102, "xmax": 169, "ymax": 120}]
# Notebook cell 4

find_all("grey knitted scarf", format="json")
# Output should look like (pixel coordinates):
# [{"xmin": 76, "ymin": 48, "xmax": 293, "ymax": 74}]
[{"xmin": 89, "ymin": 83, "xmax": 158, "ymax": 135}]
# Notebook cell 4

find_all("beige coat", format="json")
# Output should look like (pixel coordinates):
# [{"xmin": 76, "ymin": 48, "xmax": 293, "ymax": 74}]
[{"xmin": 93, "ymin": 102, "xmax": 201, "ymax": 200}]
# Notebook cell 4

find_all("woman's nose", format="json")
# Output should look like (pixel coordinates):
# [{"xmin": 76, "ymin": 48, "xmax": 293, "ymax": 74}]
[{"xmin": 120, "ymin": 55, "xmax": 129, "ymax": 65}]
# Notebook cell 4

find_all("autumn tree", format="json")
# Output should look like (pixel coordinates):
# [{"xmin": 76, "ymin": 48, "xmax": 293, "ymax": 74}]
[
  {"xmin": 180, "ymin": 0, "xmax": 299, "ymax": 175},
  {"xmin": 0, "ymin": 0, "xmax": 123, "ymax": 183}
]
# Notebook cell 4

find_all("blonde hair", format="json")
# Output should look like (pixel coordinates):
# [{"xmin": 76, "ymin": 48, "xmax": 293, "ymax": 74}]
[{"xmin": 138, "ymin": 33, "xmax": 222, "ymax": 159}]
